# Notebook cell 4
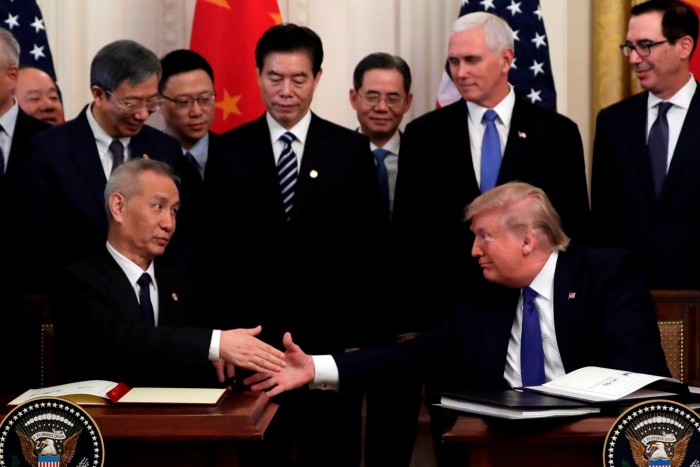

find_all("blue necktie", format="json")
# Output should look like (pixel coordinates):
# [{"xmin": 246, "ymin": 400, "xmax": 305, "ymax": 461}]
[
  {"xmin": 137, "ymin": 273, "xmax": 155, "ymax": 327},
  {"xmin": 278, "ymin": 132, "xmax": 298, "ymax": 221},
  {"xmin": 648, "ymin": 101, "xmax": 672, "ymax": 198},
  {"xmin": 521, "ymin": 286, "xmax": 545, "ymax": 386},
  {"xmin": 481, "ymin": 109, "xmax": 501, "ymax": 193},
  {"xmin": 372, "ymin": 148, "xmax": 390, "ymax": 219}
]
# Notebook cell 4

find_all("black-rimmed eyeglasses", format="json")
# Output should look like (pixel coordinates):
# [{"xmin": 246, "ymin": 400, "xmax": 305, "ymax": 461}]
[{"xmin": 619, "ymin": 40, "xmax": 669, "ymax": 57}]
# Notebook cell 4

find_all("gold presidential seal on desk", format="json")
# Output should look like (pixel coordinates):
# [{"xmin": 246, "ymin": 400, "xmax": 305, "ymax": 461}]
[
  {"xmin": 0, "ymin": 396, "xmax": 104, "ymax": 467},
  {"xmin": 604, "ymin": 399, "xmax": 700, "ymax": 467}
]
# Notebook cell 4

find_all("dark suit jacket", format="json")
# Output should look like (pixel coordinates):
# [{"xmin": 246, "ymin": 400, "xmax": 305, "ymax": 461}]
[
  {"xmin": 390, "ymin": 97, "xmax": 590, "ymax": 333},
  {"xmin": 200, "ymin": 112, "xmax": 383, "ymax": 354},
  {"xmin": 18, "ymin": 105, "xmax": 187, "ymax": 293},
  {"xmin": 52, "ymin": 248, "xmax": 215, "ymax": 387},
  {"xmin": 334, "ymin": 247, "xmax": 670, "ymax": 393},
  {"xmin": 0, "ymin": 108, "xmax": 50, "ymax": 391},
  {"xmin": 591, "ymin": 86, "xmax": 700, "ymax": 289}
]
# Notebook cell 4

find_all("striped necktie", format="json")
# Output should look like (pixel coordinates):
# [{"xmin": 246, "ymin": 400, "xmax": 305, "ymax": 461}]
[{"xmin": 277, "ymin": 132, "xmax": 298, "ymax": 221}]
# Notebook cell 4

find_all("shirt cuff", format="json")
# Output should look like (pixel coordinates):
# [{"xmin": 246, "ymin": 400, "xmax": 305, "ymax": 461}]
[
  {"xmin": 209, "ymin": 329, "xmax": 221, "ymax": 361},
  {"xmin": 310, "ymin": 355, "xmax": 339, "ymax": 391}
]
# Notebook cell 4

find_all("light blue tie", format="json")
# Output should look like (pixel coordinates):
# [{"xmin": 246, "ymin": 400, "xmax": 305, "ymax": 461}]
[
  {"xmin": 521, "ymin": 286, "xmax": 545, "ymax": 386},
  {"xmin": 277, "ymin": 132, "xmax": 298, "ymax": 221},
  {"xmin": 481, "ymin": 109, "xmax": 501, "ymax": 193},
  {"xmin": 372, "ymin": 148, "xmax": 390, "ymax": 219}
]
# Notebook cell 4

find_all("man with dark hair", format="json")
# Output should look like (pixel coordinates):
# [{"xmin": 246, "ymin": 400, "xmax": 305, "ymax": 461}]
[
  {"xmin": 349, "ymin": 51, "xmax": 418, "ymax": 467},
  {"xmin": 591, "ymin": 0, "xmax": 700, "ymax": 289},
  {"xmin": 18, "ymin": 40, "xmax": 191, "ymax": 295},
  {"xmin": 159, "ymin": 49, "xmax": 223, "ymax": 278},
  {"xmin": 201, "ymin": 23, "xmax": 383, "ymax": 467}
]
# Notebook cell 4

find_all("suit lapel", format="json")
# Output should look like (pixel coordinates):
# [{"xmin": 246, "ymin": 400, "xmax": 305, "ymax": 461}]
[
  {"xmin": 551, "ymin": 249, "xmax": 581, "ymax": 371},
  {"xmin": 498, "ymin": 98, "xmax": 530, "ymax": 185},
  {"xmin": 292, "ymin": 114, "xmax": 329, "ymax": 223},
  {"xmin": 662, "ymin": 85, "xmax": 700, "ymax": 202},
  {"xmin": 99, "ymin": 251, "xmax": 143, "ymax": 322},
  {"xmin": 71, "ymin": 108, "xmax": 109, "ymax": 212},
  {"xmin": 452, "ymin": 102, "xmax": 480, "ymax": 195}
]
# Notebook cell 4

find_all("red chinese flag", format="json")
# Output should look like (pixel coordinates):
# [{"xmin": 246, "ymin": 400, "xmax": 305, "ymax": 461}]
[
  {"xmin": 190, "ymin": 0, "xmax": 282, "ymax": 133},
  {"xmin": 685, "ymin": 0, "xmax": 700, "ymax": 79}
]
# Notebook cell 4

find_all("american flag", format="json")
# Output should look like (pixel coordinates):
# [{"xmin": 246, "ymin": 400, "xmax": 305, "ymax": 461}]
[
  {"xmin": 0, "ymin": 0, "xmax": 56, "ymax": 80},
  {"xmin": 436, "ymin": 0, "xmax": 557, "ymax": 111}
]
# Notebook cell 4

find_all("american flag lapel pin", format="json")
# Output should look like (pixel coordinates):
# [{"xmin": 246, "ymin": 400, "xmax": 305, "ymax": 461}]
[
  {"xmin": 518, "ymin": 131, "xmax": 527, "ymax": 139},
  {"xmin": 568, "ymin": 292, "xmax": 576, "ymax": 300}
]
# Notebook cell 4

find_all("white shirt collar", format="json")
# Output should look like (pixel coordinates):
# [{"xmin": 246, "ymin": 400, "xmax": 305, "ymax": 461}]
[
  {"xmin": 526, "ymin": 251, "xmax": 559, "ymax": 302},
  {"xmin": 366, "ymin": 130, "xmax": 401, "ymax": 155},
  {"xmin": 266, "ymin": 110, "xmax": 312, "ymax": 145},
  {"xmin": 86, "ymin": 103, "xmax": 131, "ymax": 154},
  {"xmin": 647, "ymin": 74, "xmax": 697, "ymax": 110},
  {"xmin": 466, "ymin": 85, "xmax": 516, "ymax": 127},
  {"xmin": 106, "ymin": 242, "xmax": 156, "ymax": 286},
  {"xmin": 0, "ymin": 100, "xmax": 19, "ymax": 138}
]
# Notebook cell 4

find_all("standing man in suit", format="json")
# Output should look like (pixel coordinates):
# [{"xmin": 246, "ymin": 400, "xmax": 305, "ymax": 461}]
[
  {"xmin": 349, "ymin": 52, "xmax": 419, "ymax": 467},
  {"xmin": 245, "ymin": 182, "xmax": 670, "ymax": 464},
  {"xmin": 201, "ymin": 23, "xmax": 383, "ymax": 467},
  {"xmin": 158, "ymin": 49, "xmax": 223, "ymax": 278},
  {"xmin": 53, "ymin": 159, "xmax": 285, "ymax": 387},
  {"xmin": 591, "ymin": 0, "xmax": 700, "ymax": 289},
  {"xmin": 392, "ymin": 12, "xmax": 590, "ymax": 336},
  {"xmin": 18, "ymin": 40, "xmax": 192, "ymax": 295},
  {"xmin": 0, "ymin": 28, "xmax": 51, "ymax": 391},
  {"xmin": 15, "ymin": 66, "xmax": 64, "ymax": 125}
]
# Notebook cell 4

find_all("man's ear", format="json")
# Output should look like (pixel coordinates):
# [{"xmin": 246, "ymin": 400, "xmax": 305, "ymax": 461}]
[
  {"xmin": 108, "ymin": 192, "xmax": 126, "ymax": 223},
  {"xmin": 522, "ymin": 228, "xmax": 537, "ymax": 254}
]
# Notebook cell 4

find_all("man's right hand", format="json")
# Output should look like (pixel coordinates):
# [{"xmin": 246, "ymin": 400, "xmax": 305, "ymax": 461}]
[{"xmin": 243, "ymin": 332, "xmax": 314, "ymax": 396}]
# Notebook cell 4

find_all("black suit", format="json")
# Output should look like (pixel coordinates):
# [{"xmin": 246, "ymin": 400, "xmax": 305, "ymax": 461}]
[
  {"xmin": 18, "ymin": 105, "xmax": 188, "ymax": 294},
  {"xmin": 52, "ymin": 248, "xmax": 216, "ymax": 387},
  {"xmin": 591, "ymin": 86, "xmax": 700, "ymax": 289},
  {"xmin": 391, "ymin": 97, "xmax": 590, "ymax": 334},
  {"xmin": 0, "ymin": 107, "xmax": 50, "ymax": 391},
  {"xmin": 200, "ymin": 112, "xmax": 383, "ymax": 467}
]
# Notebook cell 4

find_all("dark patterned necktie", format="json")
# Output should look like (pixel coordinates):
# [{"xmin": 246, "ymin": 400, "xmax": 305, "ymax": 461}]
[
  {"xmin": 137, "ymin": 273, "xmax": 155, "ymax": 327},
  {"xmin": 277, "ymin": 132, "xmax": 298, "ymax": 221},
  {"xmin": 110, "ymin": 139, "xmax": 125, "ymax": 173},
  {"xmin": 372, "ymin": 148, "xmax": 390, "ymax": 219},
  {"xmin": 521, "ymin": 286, "xmax": 545, "ymax": 386},
  {"xmin": 648, "ymin": 101, "xmax": 672, "ymax": 198}
]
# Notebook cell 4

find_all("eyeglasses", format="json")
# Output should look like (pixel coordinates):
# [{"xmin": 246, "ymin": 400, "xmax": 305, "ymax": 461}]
[
  {"xmin": 619, "ymin": 40, "xmax": 669, "ymax": 57},
  {"xmin": 358, "ymin": 92, "xmax": 405, "ymax": 108},
  {"xmin": 161, "ymin": 92, "xmax": 217, "ymax": 110},
  {"xmin": 105, "ymin": 89, "xmax": 163, "ymax": 113}
]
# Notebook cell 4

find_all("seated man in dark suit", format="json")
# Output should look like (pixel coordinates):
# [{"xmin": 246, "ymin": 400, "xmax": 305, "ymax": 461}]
[
  {"xmin": 18, "ymin": 39, "xmax": 195, "ymax": 296},
  {"xmin": 53, "ymin": 159, "xmax": 284, "ymax": 387},
  {"xmin": 245, "ymin": 181, "xmax": 670, "ymax": 463}
]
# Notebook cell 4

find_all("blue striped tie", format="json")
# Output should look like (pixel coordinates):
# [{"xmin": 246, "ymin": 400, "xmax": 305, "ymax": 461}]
[{"xmin": 278, "ymin": 132, "xmax": 298, "ymax": 221}]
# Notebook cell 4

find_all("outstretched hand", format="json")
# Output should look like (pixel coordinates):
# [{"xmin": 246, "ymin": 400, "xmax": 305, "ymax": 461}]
[
  {"xmin": 243, "ymin": 332, "xmax": 315, "ymax": 397},
  {"xmin": 219, "ymin": 325, "xmax": 285, "ymax": 376}
]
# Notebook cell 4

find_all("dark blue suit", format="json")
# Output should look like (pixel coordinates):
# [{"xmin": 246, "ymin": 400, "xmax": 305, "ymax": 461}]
[
  {"xmin": 18, "ymin": 105, "xmax": 187, "ymax": 293},
  {"xmin": 52, "ymin": 248, "xmax": 215, "ymax": 387},
  {"xmin": 334, "ymin": 246, "xmax": 669, "ymax": 390},
  {"xmin": 591, "ymin": 85, "xmax": 700, "ymax": 289}
]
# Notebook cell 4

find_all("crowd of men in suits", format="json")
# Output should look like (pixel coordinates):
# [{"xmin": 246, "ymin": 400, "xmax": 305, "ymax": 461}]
[{"xmin": 0, "ymin": 0, "xmax": 697, "ymax": 465}]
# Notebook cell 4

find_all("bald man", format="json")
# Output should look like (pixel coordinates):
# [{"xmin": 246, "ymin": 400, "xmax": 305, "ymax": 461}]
[{"xmin": 15, "ymin": 66, "xmax": 64, "ymax": 125}]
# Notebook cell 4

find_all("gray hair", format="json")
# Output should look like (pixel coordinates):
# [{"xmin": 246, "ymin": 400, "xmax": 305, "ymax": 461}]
[
  {"xmin": 452, "ymin": 11, "xmax": 514, "ymax": 54},
  {"xmin": 90, "ymin": 40, "xmax": 161, "ymax": 92},
  {"xmin": 0, "ymin": 28, "xmax": 20, "ymax": 69},
  {"xmin": 104, "ymin": 158, "xmax": 179, "ymax": 217}
]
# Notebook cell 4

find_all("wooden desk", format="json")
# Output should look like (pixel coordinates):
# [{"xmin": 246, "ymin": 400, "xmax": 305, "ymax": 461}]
[
  {"xmin": 442, "ymin": 415, "xmax": 615, "ymax": 467},
  {"xmin": 0, "ymin": 390, "xmax": 277, "ymax": 467}
]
